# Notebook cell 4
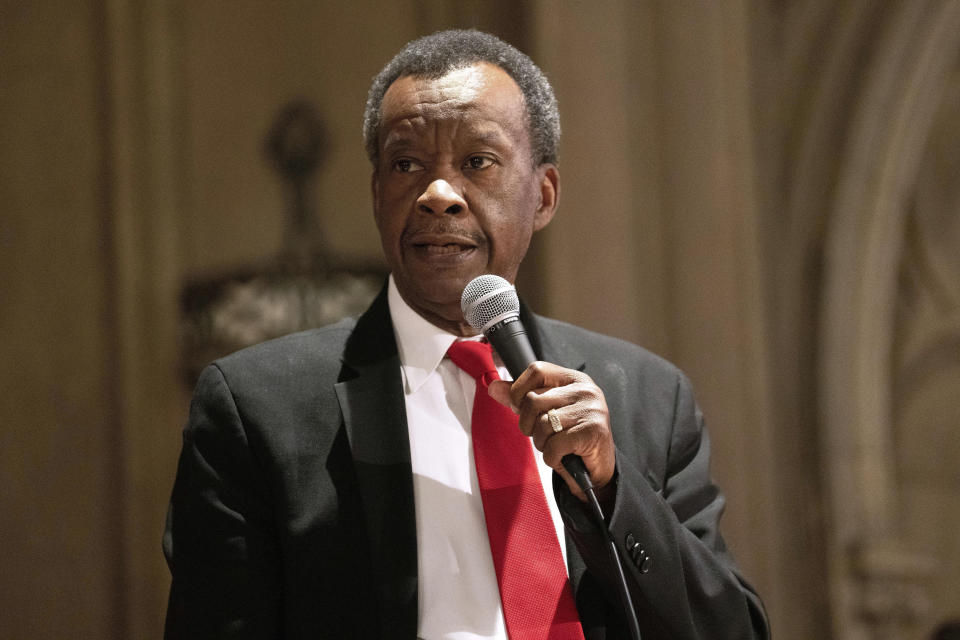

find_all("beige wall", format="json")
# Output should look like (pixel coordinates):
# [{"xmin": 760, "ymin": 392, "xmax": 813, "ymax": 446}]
[
  {"xmin": 2, "ymin": 1, "xmax": 958, "ymax": 638},
  {"xmin": 1, "ymin": 3, "xmax": 120, "ymax": 637}
]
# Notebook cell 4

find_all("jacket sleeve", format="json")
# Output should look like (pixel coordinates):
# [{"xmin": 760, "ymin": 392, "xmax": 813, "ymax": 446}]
[
  {"xmin": 162, "ymin": 364, "xmax": 283, "ymax": 639},
  {"xmin": 556, "ymin": 370, "xmax": 770, "ymax": 639}
]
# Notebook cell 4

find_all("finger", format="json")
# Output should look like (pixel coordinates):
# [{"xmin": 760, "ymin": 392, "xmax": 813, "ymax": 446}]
[
  {"xmin": 486, "ymin": 379, "xmax": 515, "ymax": 411},
  {"xmin": 536, "ymin": 429, "xmax": 593, "ymax": 502},
  {"xmin": 508, "ymin": 361, "xmax": 588, "ymax": 411},
  {"xmin": 516, "ymin": 385, "xmax": 579, "ymax": 436},
  {"xmin": 531, "ymin": 404, "xmax": 599, "ymax": 451},
  {"xmin": 516, "ymin": 380, "xmax": 598, "ymax": 437},
  {"xmin": 530, "ymin": 406, "xmax": 567, "ymax": 450},
  {"xmin": 542, "ymin": 421, "xmax": 615, "ymax": 491}
]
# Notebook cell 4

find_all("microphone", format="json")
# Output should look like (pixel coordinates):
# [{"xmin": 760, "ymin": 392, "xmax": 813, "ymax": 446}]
[{"xmin": 460, "ymin": 274, "xmax": 592, "ymax": 491}]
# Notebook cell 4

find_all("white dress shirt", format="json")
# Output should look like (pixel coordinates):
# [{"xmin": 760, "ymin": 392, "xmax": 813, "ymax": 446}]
[{"xmin": 386, "ymin": 277, "xmax": 567, "ymax": 640}]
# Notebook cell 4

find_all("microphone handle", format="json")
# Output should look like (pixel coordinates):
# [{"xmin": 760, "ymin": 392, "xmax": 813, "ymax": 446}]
[
  {"xmin": 484, "ymin": 316, "xmax": 535, "ymax": 379},
  {"xmin": 484, "ymin": 317, "xmax": 591, "ymax": 493}
]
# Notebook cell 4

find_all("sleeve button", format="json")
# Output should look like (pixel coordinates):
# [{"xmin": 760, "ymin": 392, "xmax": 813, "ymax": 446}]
[{"xmin": 639, "ymin": 554, "xmax": 653, "ymax": 574}]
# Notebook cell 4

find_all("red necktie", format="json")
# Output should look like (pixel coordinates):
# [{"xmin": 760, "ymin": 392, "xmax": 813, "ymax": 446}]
[{"xmin": 447, "ymin": 340, "xmax": 584, "ymax": 640}]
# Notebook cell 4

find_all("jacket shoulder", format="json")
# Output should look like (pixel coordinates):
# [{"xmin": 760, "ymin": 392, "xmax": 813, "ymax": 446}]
[
  {"xmin": 205, "ymin": 317, "xmax": 357, "ymax": 396},
  {"xmin": 532, "ymin": 314, "xmax": 681, "ymax": 380}
]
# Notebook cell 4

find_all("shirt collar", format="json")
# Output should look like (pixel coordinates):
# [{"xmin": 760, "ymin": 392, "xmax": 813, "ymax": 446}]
[{"xmin": 387, "ymin": 275, "xmax": 483, "ymax": 393}]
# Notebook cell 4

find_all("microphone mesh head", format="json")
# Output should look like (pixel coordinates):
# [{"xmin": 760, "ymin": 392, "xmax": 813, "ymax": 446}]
[{"xmin": 461, "ymin": 275, "xmax": 520, "ymax": 332}]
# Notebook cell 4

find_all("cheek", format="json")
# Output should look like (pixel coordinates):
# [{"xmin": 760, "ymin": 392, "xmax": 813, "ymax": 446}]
[
  {"xmin": 487, "ymin": 217, "xmax": 534, "ymax": 264},
  {"xmin": 374, "ymin": 209, "xmax": 403, "ymax": 251},
  {"xmin": 380, "ymin": 221, "xmax": 404, "ymax": 249},
  {"xmin": 375, "ymin": 183, "xmax": 413, "ymax": 233}
]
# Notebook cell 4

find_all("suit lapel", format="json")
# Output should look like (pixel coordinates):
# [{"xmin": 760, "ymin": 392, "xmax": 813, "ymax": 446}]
[
  {"xmin": 521, "ymin": 302, "xmax": 586, "ymax": 372},
  {"xmin": 334, "ymin": 286, "xmax": 418, "ymax": 638}
]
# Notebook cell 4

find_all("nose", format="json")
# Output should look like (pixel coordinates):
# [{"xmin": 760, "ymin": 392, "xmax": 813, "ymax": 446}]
[{"xmin": 417, "ymin": 179, "xmax": 466, "ymax": 215}]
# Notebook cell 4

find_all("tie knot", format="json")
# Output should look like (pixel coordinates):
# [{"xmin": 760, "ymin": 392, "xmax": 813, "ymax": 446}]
[{"xmin": 447, "ymin": 340, "xmax": 500, "ymax": 382}]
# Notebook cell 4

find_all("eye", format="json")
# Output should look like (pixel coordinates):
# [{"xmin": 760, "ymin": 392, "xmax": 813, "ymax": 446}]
[
  {"xmin": 465, "ymin": 155, "xmax": 495, "ymax": 170},
  {"xmin": 393, "ymin": 158, "xmax": 424, "ymax": 173}
]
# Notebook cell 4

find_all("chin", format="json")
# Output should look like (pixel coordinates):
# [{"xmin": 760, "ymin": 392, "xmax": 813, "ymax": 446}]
[{"xmin": 421, "ymin": 279, "xmax": 471, "ymax": 307}]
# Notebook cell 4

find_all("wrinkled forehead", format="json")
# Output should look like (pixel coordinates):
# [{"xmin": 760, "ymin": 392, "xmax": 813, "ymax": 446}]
[
  {"xmin": 378, "ymin": 63, "xmax": 528, "ymax": 143},
  {"xmin": 408, "ymin": 65, "xmax": 490, "ymax": 108}
]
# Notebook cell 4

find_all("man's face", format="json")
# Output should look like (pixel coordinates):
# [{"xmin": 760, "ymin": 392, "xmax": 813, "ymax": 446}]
[{"xmin": 372, "ymin": 62, "xmax": 559, "ymax": 334}]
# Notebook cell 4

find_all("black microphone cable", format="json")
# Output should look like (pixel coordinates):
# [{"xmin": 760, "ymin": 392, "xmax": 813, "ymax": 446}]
[{"xmin": 562, "ymin": 457, "xmax": 642, "ymax": 640}]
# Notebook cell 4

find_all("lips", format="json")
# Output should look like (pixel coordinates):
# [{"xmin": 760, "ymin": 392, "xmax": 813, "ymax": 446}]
[
  {"xmin": 418, "ymin": 243, "xmax": 473, "ymax": 254},
  {"xmin": 406, "ymin": 231, "xmax": 481, "ymax": 256}
]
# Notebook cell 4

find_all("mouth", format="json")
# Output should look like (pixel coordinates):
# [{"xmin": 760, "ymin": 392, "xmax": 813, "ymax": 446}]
[
  {"xmin": 407, "ymin": 232, "xmax": 480, "ymax": 257},
  {"xmin": 414, "ymin": 242, "xmax": 475, "ymax": 255}
]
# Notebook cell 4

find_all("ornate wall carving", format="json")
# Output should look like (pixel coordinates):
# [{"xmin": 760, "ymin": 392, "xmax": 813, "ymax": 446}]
[
  {"xmin": 893, "ymin": 65, "xmax": 960, "ymax": 639},
  {"xmin": 819, "ymin": 2, "xmax": 960, "ymax": 638}
]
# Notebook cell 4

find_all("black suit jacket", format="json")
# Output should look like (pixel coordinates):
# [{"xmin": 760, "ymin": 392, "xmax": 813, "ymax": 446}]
[{"xmin": 163, "ymin": 288, "xmax": 769, "ymax": 639}]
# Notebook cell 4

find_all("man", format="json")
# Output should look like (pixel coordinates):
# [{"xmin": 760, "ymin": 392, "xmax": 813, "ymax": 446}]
[{"xmin": 164, "ymin": 29, "xmax": 769, "ymax": 639}]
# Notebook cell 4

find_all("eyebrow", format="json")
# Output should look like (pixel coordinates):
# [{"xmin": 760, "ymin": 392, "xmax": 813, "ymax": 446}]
[
  {"xmin": 468, "ymin": 128, "xmax": 510, "ymax": 146},
  {"xmin": 381, "ymin": 128, "xmax": 418, "ymax": 154},
  {"xmin": 381, "ymin": 125, "xmax": 511, "ymax": 156}
]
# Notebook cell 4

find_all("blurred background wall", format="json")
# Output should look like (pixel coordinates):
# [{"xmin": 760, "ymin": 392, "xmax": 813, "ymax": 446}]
[{"xmin": 1, "ymin": 1, "xmax": 958, "ymax": 638}]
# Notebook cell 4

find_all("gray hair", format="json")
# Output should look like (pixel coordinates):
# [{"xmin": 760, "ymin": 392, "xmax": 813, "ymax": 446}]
[{"xmin": 363, "ymin": 29, "xmax": 560, "ymax": 168}]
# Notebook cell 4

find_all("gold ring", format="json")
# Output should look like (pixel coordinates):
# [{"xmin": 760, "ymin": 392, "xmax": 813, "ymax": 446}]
[{"xmin": 547, "ymin": 408, "xmax": 563, "ymax": 433}]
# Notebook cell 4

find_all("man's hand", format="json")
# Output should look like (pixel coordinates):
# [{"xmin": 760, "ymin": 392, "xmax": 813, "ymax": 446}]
[{"xmin": 488, "ymin": 362, "xmax": 616, "ymax": 501}]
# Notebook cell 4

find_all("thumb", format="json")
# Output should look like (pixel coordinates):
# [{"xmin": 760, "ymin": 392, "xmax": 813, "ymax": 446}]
[{"xmin": 487, "ymin": 379, "xmax": 517, "ymax": 412}]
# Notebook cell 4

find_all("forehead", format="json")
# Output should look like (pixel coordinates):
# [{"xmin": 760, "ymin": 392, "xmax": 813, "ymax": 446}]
[{"xmin": 378, "ymin": 62, "xmax": 529, "ymax": 148}]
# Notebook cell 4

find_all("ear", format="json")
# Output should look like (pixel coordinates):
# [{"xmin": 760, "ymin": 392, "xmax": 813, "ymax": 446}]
[
  {"xmin": 371, "ymin": 170, "xmax": 381, "ymax": 220},
  {"xmin": 533, "ymin": 164, "xmax": 559, "ymax": 231}
]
